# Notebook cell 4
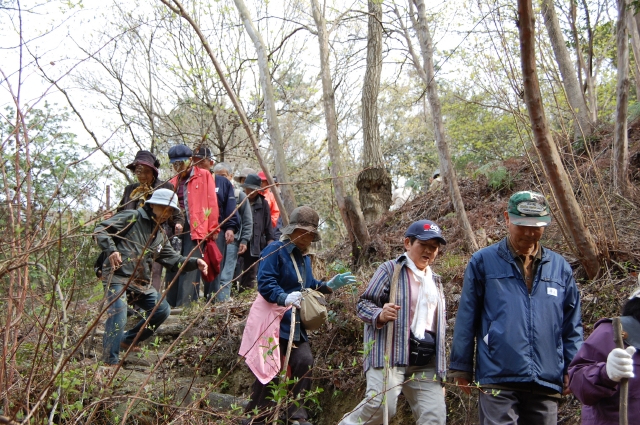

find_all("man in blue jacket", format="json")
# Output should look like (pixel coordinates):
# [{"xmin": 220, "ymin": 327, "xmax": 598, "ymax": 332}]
[{"xmin": 449, "ymin": 191, "xmax": 583, "ymax": 425}]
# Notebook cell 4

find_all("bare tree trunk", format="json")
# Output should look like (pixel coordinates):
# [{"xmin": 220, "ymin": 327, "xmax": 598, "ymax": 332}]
[
  {"xmin": 614, "ymin": 0, "xmax": 631, "ymax": 195},
  {"xmin": 627, "ymin": 12, "xmax": 640, "ymax": 99},
  {"xmin": 568, "ymin": 2, "xmax": 597, "ymax": 123},
  {"xmin": 357, "ymin": 0, "xmax": 392, "ymax": 222},
  {"xmin": 409, "ymin": 0, "xmax": 478, "ymax": 252},
  {"xmin": 233, "ymin": 0, "xmax": 297, "ymax": 214},
  {"xmin": 541, "ymin": 0, "xmax": 594, "ymax": 138},
  {"xmin": 518, "ymin": 0, "xmax": 601, "ymax": 279},
  {"xmin": 161, "ymin": 0, "xmax": 289, "ymax": 225},
  {"xmin": 310, "ymin": 0, "xmax": 370, "ymax": 260}
]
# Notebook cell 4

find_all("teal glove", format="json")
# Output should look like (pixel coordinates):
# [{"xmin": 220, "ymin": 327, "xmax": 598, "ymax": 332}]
[{"xmin": 327, "ymin": 272, "xmax": 357, "ymax": 290}]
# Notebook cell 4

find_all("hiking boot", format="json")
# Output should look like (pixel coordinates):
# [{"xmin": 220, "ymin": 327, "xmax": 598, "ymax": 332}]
[{"xmin": 120, "ymin": 341, "xmax": 141, "ymax": 352}]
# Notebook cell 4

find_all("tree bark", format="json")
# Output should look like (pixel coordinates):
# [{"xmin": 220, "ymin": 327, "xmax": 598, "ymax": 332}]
[
  {"xmin": 161, "ymin": 0, "xmax": 289, "ymax": 225},
  {"xmin": 627, "ymin": 12, "xmax": 640, "ymax": 100},
  {"xmin": 614, "ymin": 0, "xmax": 631, "ymax": 195},
  {"xmin": 541, "ymin": 0, "xmax": 594, "ymax": 139},
  {"xmin": 310, "ymin": 0, "xmax": 370, "ymax": 260},
  {"xmin": 233, "ymin": 0, "xmax": 297, "ymax": 214},
  {"xmin": 357, "ymin": 0, "xmax": 392, "ymax": 222},
  {"xmin": 410, "ymin": 0, "xmax": 478, "ymax": 252},
  {"xmin": 518, "ymin": 0, "xmax": 601, "ymax": 279}
]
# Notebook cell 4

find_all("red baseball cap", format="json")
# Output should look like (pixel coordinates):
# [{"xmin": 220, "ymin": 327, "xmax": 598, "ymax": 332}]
[{"xmin": 257, "ymin": 171, "xmax": 267, "ymax": 181}]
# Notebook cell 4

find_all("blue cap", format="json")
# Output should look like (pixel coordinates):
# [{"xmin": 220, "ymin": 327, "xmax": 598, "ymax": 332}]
[
  {"xmin": 405, "ymin": 220, "xmax": 446, "ymax": 245},
  {"xmin": 168, "ymin": 145, "xmax": 193, "ymax": 163}
]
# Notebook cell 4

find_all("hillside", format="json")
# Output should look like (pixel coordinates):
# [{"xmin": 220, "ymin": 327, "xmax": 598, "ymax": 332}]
[{"xmin": 7, "ymin": 124, "xmax": 640, "ymax": 425}]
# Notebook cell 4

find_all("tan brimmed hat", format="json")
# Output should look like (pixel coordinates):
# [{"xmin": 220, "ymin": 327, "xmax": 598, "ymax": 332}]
[{"xmin": 281, "ymin": 206, "xmax": 321, "ymax": 242}]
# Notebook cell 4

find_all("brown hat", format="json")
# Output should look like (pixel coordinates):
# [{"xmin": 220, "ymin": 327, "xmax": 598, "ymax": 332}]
[
  {"xmin": 281, "ymin": 206, "xmax": 321, "ymax": 242},
  {"xmin": 127, "ymin": 150, "xmax": 160, "ymax": 177}
]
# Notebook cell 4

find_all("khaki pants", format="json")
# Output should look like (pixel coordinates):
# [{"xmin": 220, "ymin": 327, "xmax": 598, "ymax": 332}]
[{"xmin": 339, "ymin": 360, "xmax": 446, "ymax": 425}]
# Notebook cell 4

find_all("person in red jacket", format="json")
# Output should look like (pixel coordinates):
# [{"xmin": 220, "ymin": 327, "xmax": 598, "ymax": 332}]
[{"xmin": 165, "ymin": 144, "xmax": 219, "ymax": 307}]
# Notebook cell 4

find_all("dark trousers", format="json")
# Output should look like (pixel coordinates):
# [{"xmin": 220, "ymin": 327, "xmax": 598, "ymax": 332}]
[
  {"xmin": 244, "ymin": 340, "xmax": 314, "ymax": 422},
  {"xmin": 239, "ymin": 250, "xmax": 259, "ymax": 290},
  {"xmin": 478, "ymin": 389, "xmax": 558, "ymax": 425},
  {"xmin": 165, "ymin": 222, "xmax": 202, "ymax": 307}
]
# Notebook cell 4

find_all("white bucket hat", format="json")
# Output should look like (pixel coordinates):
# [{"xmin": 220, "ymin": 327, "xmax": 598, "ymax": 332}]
[{"xmin": 145, "ymin": 188, "xmax": 179, "ymax": 213}]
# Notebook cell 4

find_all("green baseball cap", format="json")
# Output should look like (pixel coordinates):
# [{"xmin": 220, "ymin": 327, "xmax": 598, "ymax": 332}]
[{"xmin": 507, "ymin": 191, "xmax": 551, "ymax": 227}]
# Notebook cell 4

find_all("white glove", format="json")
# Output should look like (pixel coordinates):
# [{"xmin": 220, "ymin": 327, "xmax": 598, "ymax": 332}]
[
  {"xmin": 606, "ymin": 346, "xmax": 636, "ymax": 382},
  {"xmin": 284, "ymin": 291, "xmax": 302, "ymax": 308}
]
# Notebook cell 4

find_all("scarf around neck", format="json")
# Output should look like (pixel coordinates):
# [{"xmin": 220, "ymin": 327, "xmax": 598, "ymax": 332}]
[{"xmin": 405, "ymin": 255, "xmax": 438, "ymax": 340}]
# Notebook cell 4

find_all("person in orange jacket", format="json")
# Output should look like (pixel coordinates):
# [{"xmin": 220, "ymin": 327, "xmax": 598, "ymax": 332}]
[
  {"xmin": 257, "ymin": 171, "xmax": 280, "ymax": 230},
  {"xmin": 165, "ymin": 144, "xmax": 219, "ymax": 307}
]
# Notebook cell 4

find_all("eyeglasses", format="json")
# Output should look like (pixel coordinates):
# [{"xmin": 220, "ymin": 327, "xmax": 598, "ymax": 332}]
[{"xmin": 172, "ymin": 161, "xmax": 185, "ymax": 169}]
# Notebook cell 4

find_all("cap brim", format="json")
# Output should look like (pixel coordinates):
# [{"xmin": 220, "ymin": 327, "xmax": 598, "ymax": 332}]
[
  {"xmin": 413, "ymin": 234, "xmax": 447, "ymax": 245},
  {"xmin": 127, "ymin": 161, "xmax": 159, "ymax": 174},
  {"xmin": 282, "ymin": 225, "xmax": 321, "ymax": 242},
  {"xmin": 145, "ymin": 200, "xmax": 180, "ymax": 214},
  {"xmin": 508, "ymin": 213, "xmax": 551, "ymax": 227},
  {"xmin": 241, "ymin": 183, "xmax": 262, "ymax": 191}
]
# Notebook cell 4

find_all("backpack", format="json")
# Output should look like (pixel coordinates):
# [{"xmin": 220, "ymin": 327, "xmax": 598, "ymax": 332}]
[
  {"xmin": 94, "ymin": 210, "xmax": 140, "ymax": 278},
  {"xmin": 289, "ymin": 252, "xmax": 328, "ymax": 331}
]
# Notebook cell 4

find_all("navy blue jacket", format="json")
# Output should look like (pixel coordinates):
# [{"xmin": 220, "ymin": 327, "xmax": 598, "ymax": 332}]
[
  {"xmin": 214, "ymin": 174, "xmax": 239, "ymax": 233},
  {"xmin": 449, "ymin": 238, "xmax": 583, "ymax": 394},
  {"xmin": 257, "ymin": 240, "xmax": 327, "ymax": 342}
]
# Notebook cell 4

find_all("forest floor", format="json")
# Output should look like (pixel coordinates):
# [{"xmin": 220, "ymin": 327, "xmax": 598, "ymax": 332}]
[{"xmin": 25, "ymin": 121, "xmax": 640, "ymax": 424}]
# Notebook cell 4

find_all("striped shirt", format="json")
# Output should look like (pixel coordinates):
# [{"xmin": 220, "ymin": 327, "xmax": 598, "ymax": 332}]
[{"xmin": 357, "ymin": 254, "xmax": 447, "ymax": 379}]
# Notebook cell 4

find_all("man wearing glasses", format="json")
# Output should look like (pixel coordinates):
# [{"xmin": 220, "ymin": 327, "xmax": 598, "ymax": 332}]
[{"xmin": 165, "ymin": 144, "xmax": 220, "ymax": 307}]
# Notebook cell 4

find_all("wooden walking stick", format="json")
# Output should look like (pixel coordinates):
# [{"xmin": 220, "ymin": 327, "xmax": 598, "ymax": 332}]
[
  {"xmin": 106, "ymin": 184, "xmax": 111, "ymax": 212},
  {"xmin": 383, "ymin": 265, "xmax": 402, "ymax": 425},
  {"xmin": 613, "ymin": 317, "xmax": 629, "ymax": 425},
  {"xmin": 273, "ymin": 306, "xmax": 297, "ymax": 425}
]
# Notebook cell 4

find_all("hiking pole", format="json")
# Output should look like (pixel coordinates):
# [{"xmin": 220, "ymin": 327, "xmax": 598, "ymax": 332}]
[
  {"xmin": 383, "ymin": 265, "xmax": 402, "ymax": 425},
  {"xmin": 613, "ymin": 317, "xmax": 628, "ymax": 425},
  {"xmin": 274, "ymin": 306, "xmax": 297, "ymax": 425}
]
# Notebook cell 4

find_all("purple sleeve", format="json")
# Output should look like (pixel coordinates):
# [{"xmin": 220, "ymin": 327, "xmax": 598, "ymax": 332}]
[
  {"xmin": 357, "ymin": 262, "xmax": 393, "ymax": 328},
  {"xmin": 568, "ymin": 321, "xmax": 620, "ymax": 405}
]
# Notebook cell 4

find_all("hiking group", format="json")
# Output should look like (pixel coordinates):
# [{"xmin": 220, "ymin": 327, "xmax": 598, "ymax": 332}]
[{"xmin": 94, "ymin": 147, "xmax": 638, "ymax": 425}]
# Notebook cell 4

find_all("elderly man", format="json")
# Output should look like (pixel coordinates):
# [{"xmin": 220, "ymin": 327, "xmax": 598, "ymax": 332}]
[
  {"xmin": 339, "ymin": 220, "xmax": 448, "ymax": 425},
  {"xmin": 210, "ymin": 162, "xmax": 253, "ymax": 301},
  {"xmin": 189, "ymin": 147, "xmax": 240, "ymax": 300},
  {"xmin": 449, "ymin": 191, "xmax": 583, "ymax": 425},
  {"xmin": 165, "ymin": 144, "xmax": 219, "ymax": 307},
  {"xmin": 95, "ymin": 189, "xmax": 208, "ymax": 365}
]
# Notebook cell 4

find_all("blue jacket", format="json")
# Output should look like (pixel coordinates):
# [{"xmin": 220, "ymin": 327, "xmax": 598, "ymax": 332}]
[
  {"xmin": 449, "ymin": 238, "xmax": 583, "ymax": 393},
  {"xmin": 257, "ymin": 240, "xmax": 327, "ymax": 342},
  {"xmin": 214, "ymin": 174, "xmax": 239, "ymax": 233}
]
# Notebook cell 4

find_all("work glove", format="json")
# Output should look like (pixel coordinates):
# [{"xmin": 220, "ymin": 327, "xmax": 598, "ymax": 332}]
[
  {"xmin": 327, "ymin": 272, "xmax": 357, "ymax": 291},
  {"xmin": 284, "ymin": 291, "xmax": 303, "ymax": 308},
  {"xmin": 606, "ymin": 346, "xmax": 636, "ymax": 382}
]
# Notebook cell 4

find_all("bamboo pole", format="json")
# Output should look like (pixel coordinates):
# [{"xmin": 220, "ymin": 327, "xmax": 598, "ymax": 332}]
[{"xmin": 383, "ymin": 265, "xmax": 402, "ymax": 425}]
